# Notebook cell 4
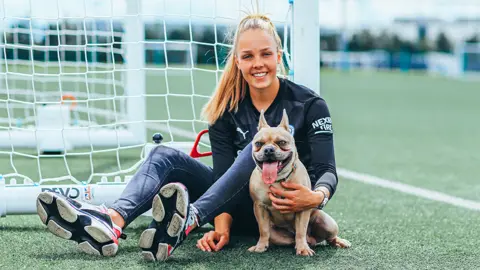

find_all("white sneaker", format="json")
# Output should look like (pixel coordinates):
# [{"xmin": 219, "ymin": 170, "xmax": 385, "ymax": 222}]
[{"xmin": 36, "ymin": 191, "xmax": 126, "ymax": 256}]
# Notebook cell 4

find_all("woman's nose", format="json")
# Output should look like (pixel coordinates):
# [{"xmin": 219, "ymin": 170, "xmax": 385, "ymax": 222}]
[{"xmin": 253, "ymin": 57, "xmax": 263, "ymax": 68}]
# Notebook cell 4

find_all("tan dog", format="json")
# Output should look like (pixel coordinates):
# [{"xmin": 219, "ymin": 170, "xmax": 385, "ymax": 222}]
[{"xmin": 248, "ymin": 110, "xmax": 349, "ymax": 256}]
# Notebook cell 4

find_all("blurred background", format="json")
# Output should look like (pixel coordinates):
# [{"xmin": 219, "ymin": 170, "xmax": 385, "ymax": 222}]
[{"xmin": 2, "ymin": 0, "xmax": 479, "ymax": 75}]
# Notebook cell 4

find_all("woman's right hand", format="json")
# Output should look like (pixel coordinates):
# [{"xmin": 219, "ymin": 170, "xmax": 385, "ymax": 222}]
[{"xmin": 196, "ymin": 230, "xmax": 230, "ymax": 252}]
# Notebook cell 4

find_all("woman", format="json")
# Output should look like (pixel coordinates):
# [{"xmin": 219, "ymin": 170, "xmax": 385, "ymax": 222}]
[{"xmin": 36, "ymin": 13, "xmax": 349, "ymax": 261}]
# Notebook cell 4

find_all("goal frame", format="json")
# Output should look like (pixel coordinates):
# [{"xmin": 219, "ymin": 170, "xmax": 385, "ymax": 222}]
[{"xmin": 0, "ymin": 0, "xmax": 320, "ymax": 217}]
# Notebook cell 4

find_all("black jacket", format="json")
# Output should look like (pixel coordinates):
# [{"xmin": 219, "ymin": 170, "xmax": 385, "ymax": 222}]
[{"xmin": 208, "ymin": 78, "xmax": 337, "ymax": 198}]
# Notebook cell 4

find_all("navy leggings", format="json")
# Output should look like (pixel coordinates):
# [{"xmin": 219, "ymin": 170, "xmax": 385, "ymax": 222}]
[{"xmin": 110, "ymin": 143, "xmax": 258, "ymax": 234}]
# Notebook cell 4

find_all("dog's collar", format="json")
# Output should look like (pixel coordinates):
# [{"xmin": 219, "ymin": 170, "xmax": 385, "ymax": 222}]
[{"xmin": 275, "ymin": 163, "xmax": 296, "ymax": 183}]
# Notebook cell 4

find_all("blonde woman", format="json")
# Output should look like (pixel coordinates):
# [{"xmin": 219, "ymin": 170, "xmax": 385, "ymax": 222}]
[{"xmin": 36, "ymin": 13, "xmax": 349, "ymax": 261}]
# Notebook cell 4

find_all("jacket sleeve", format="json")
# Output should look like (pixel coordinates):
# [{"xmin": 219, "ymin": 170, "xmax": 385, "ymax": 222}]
[
  {"xmin": 304, "ymin": 98, "xmax": 338, "ymax": 198},
  {"xmin": 208, "ymin": 115, "xmax": 237, "ymax": 182}
]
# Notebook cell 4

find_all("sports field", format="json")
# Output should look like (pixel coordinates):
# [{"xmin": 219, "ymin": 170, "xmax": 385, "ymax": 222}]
[{"xmin": 1, "ymin": 68, "xmax": 480, "ymax": 269}]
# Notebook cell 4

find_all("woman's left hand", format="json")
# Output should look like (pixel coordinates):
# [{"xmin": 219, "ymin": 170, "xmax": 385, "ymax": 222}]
[{"xmin": 269, "ymin": 182, "xmax": 320, "ymax": 214}]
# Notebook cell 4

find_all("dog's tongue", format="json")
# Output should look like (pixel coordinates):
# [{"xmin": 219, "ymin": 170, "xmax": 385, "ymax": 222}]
[{"xmin": 262, "ymin": 161, "xmax": 279, "ymax": 185}]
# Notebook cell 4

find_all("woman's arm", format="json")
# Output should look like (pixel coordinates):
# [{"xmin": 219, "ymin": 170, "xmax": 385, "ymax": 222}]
[
  {"xmin": 196, "ymin": 212, "xmax": 233, "ymax": 252},
  {"xmin": 269, "ymin": 98, "xmax": 337, "ymax": 212},
  {"xmin": 196, "ymin": 116, "xmax": 236, "ymax": 252},
  {"xmin": 214, "ymin": 212, "xmax": 233, "ymax": 233},
  {"xmin": 304, "ymin": 97, "xmax": 338, "ymax": 198},
  {"xmin": 208, "ymin": 115, "xmax": 237, "ymax": 181}
]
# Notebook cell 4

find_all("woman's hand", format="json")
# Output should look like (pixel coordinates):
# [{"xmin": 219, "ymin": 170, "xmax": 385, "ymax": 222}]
[
  {"xmin": 196, "ymin": 230, "xmax": 230, "ymax": 252},
  {"xmin": 269, "ymin": 182, "xmax": 323, "ymax": 214}
]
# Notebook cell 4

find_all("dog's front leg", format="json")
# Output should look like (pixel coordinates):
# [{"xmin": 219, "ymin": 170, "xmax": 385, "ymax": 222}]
[
  {"xmin": 248, "ymin": 201, "xmax": 271, "ymax": 253},
  {"xmin": 295, "ymin": 210, "xmax": 315, "ymax": 256}
]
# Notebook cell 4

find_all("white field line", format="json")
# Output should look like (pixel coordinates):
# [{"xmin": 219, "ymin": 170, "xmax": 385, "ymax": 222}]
[
  {"xmin": 337, "ymin": 168, "xmax": 480, "ymax": 212},
  {"xmin": 102, "ymin": 123, "xmax": 480, "ymax": 212},
  {"xmin": 165, "ymin": 126, "xmax": 480, "ymax": 212}
]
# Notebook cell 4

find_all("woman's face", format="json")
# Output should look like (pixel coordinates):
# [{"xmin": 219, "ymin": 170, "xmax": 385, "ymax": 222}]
[{"xmin": 235, "ymin": 29, "xmax": 281, "ymax": 92}]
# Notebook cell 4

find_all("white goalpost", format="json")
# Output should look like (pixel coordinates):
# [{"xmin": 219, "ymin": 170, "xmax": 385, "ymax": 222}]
[{"xmin": 0, "ymin": 0, "xmax": 319, "ymax": 217}]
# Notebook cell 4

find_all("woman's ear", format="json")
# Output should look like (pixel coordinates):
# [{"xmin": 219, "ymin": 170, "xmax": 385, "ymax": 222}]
[{"xmin": 277, "ymin": 50, "xmax": 283, "ymax": 64}]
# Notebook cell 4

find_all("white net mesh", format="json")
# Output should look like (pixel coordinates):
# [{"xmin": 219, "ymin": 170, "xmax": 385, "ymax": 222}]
[{"xmin": 0, "ymin": 0, "xmax": 292, "ymax": 186}]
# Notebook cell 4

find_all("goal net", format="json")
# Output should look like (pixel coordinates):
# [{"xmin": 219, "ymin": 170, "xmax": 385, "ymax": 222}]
[{"xmin": 0, "ymin": 0, "xmax": 319, "ymax": 216}]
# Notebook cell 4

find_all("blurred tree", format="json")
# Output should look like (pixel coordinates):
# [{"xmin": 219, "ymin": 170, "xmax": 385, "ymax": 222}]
[
  {"xmin": 435, "ymin": 32, "xmax": 452, "ymax": 53},
  {"xmin": 415, "ymin": 37, "xmax": 432, "ymax": 53},
  {"xmin": 201, "ymin": 28, "xmax": 216, "ymax": 44},
  {"xmin": 276, "ymin": 26, "xmax": 284, "ymax": 45},
  {"xmin": 401, "ymin": 40, "xmax": 416, "ymax": 53},
  {"xmin": 215, "ymin": 25, "xmax": 230, "ymax": 44},
  {"xmin": 16, "ymin": 21, "xmax": 32, "ymax": 46},
  {"xmin": 112, "ymin": 21, "xmax": 124, "ymax": 63},
  {"xmin": 5, "ymin": 21, "xmax": 32, "ymax": 60},
  {"xmin": 374, "ymin": 31, "xmax": 392, "ymax": 51},
  {"xmin": 63, "ymin": 20, "xmax": 85, "ymax": 45},
  {"xmin": 168, "ymin": 26, "xmax": 190, "ymax": 41},
  {"xmin": 146, "ymin": 22, "xmax": 165, "ymax": 41},
  {"xmin": 347, "ymin": 29, "xmax": 375, "ymax": 51},
  {"xmin": 61, "ymin": 20, "xmax": 82, "ymax": 62},
  {"xmin": 359, "ymin": 30, "xmax": 375, "ymax": 50},
  {"xmin": 347, "ymin": 34, "xmax": 360, "ymax": 51},
  {"xmin": 45, "ymin": 23, "xmax": 59, "ymax": 61},
  {"xmin": 320, "ymin": 34, "xmax": 339, "ymax": 51},
  {"xmin": 5, "ymin": 30, "xmax": 13, "ymax": 44},
  {"xmin": 466, "ymin": 34, "xmax": 479, "ymax": 43},
  {"xmin": 195, "ymin": 28, "xmax": 217, "ymax": 65},
  {"xmin": 47, "ymin": 23, "xmax": 59, "ymax": 46},
  {"xmin": 389, "ymin": 34, "xmax": 403, "ymax": 52}
]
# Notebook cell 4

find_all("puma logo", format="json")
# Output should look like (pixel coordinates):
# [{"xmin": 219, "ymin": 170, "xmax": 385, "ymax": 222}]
[{"xmin": 236, "ymin": 127, "xmax": 249, "ymax": 140}]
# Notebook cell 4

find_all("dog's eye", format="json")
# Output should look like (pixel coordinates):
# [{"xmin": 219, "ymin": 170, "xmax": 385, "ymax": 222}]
[
  {"xmin": 255, "ymin": 141, "xmax": 264, "ymax": 148},
  {"xmin": 277, "ymin": 140, "xmax": 287, "ymax": 146}
]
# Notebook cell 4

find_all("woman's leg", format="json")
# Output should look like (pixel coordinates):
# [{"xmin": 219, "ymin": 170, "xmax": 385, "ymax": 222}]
[
  {"xmin": 192, "ymin": 143, "xmax": 256, "ymax": 225},
  {"xmin": 110, "ymin": 145, "xmax": 215, "ymax": 227},
  {"xmin": 308, "ymin": 209, "xmax": 351, "ymax": 248},
  {"xmin": 36, "ymin": 145, "xmax": 214, "ymax": 257},
  {"xmin": 145, "ymin": 143, "xmax": 258, "ymax": 261}
]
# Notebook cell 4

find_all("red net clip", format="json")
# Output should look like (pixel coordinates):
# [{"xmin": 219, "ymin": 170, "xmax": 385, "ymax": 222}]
[{"xmin": 189, "ymin": 129, "xmax": 212, "ymax": 158}]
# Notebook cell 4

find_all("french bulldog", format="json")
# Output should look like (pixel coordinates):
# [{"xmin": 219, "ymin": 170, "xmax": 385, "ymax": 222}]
[{"xmin": 248, "ymin": 109, "xmax": 350, "ymax": 256}]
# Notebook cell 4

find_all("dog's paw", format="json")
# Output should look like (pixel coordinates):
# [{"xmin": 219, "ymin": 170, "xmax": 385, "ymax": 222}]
[
  {"xmin": 328, "ymin": 237, "xmax": 351, "ymax": 248},
  {"xmin": 296, "ymin": 243, "xmax": 315, "ymax": 256},
  {"xmin": 248, "ymin": 244, "xmax": 268, "ymax": 253}
]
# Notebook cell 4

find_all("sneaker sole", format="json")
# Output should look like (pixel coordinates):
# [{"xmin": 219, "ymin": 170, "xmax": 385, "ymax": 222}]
[
  {"xmin": 36, "ymin": 192, "xmax": 118, "ymax": 257},
  {"xmin": 139, "ymin": 183, "xmax": 189, "ymax": 261},
  {"xmin": 158, "ymin": 183, "xmax": 188, "ymax": 237}
]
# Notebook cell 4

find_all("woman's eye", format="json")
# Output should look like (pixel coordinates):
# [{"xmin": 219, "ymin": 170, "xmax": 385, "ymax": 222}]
[
  {"xmin": 263, "ymin": 52, "xmax": 272, "ymax": 57},
  {"xmin": 255, "ymin": 141, "xmax": 264, "ymax": 148},
  {"xmin": 242, "ymin": 55, "xmax": 252, "ymax": 59}
]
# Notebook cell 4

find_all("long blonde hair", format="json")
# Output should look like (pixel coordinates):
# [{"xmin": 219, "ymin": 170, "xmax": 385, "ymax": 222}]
[{"xmin": 202, "ymin": 13, "xmax": 287, "ymax": 125}]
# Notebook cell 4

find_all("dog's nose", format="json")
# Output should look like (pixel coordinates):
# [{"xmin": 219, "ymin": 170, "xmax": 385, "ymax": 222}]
[{"xmin": 263, "ymin": 146, "xmax": 275, "ymax": 157}]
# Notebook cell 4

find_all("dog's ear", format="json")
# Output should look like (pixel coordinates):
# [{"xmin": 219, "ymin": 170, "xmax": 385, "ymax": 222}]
[
  {"xmin": 278, "ymin": 109, "xmax": 289, "ymax": 131},
  {"xmin": 258, "ymin": 110, "xmax": 270, "ymax": 130}
]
